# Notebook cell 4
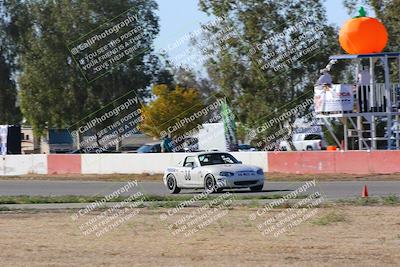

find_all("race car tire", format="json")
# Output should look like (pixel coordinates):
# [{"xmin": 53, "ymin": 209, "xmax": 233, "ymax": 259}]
[
  {"xmin": 250, "ymin": 184, "xmax": 264, "ymax": 192},
  {"xmin": 167, "ymin": 174, "xmax": 181, "ymax": 194},
  {"xmin": 204, "ymin": 174, "xmax": 217, "ymax": 193}
]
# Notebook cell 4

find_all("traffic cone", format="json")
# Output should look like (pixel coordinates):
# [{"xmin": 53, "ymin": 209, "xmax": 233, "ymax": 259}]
[{"xmin": 362, "ymin": 185, "xmax": 368, "ymax": 198}]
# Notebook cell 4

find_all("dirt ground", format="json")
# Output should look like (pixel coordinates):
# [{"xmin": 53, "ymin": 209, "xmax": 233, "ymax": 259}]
[
  {"xmin": 0, "ymin": 205, "xmax": 399, "ymax": 266},
  {"xmin": 3, "ymin": 172, "xmax": 400, "ymax": 182}
]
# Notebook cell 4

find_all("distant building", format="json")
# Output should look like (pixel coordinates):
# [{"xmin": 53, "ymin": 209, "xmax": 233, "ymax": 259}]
[
  {"xmin": 20, "ymin": 127, "xmax": 156, "ymax": 154},
  {"xmin": 21, "ymin": 127, "xmax": 40, "ymax": 154}
]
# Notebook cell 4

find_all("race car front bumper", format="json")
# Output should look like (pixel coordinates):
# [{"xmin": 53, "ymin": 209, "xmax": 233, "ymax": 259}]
[{"xmin": 215, "ymin": 174, "xmax": 264, "ymax": 189}]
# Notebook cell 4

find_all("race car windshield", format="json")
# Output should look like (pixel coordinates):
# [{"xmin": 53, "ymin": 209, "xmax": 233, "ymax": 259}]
[{"xmin": 198, "ymin": 153, "xmax": 239, "ymax": 166}]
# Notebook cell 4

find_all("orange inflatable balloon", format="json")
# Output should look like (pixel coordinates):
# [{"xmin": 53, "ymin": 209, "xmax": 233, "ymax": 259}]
[{"xmin": 339, "ymin": 7, "xmax": 388, "ymax": 54}]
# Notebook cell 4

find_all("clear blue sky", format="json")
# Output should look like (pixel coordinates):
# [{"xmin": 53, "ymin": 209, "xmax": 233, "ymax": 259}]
[{"xmin": 154, "ymin": 0, "xmax": 362, "ymax": 53}]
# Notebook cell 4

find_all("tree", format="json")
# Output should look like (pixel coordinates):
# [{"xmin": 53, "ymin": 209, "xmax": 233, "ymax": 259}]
[
  {"xmin": 197, "ymin": 0, "xmax": 344, "ymax": 149},
  {"xmin": 173, "ymin": 67, "xmax": 217, "ymax": 98},
  {"xmin": 140, "ymin": 84, "xmax": 206, "ymax": 139},
  {"xmin": 157, "ymin": 54, "xmax": 218, "ymax": 97},
  {"xmin": 2, "ymin": 0, "xmax": 160, "ymax": 136},
  {"xmin": 0, "ymin": 50, "xmax": 20, "ymax": 124},
  {"xmin": 0, "ymin": 6, "xmax": 20, "ymax": 124}
]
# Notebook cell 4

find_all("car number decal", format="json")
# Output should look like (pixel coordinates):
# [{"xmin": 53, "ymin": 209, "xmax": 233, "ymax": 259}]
[{"xmin": 184, "ymin": 170, "xmax": 191, "ymax": 180}]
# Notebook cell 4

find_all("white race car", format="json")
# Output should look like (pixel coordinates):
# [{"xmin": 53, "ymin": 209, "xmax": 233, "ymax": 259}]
[{"xmin": 163, "ymin": 152, "xmax": 265, "ymax": 194}]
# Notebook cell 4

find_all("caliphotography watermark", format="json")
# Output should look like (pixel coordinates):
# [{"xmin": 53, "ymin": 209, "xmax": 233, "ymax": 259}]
[
  {"xmin": 159, "ymin": 98, "xmax": 225, "ymax": 139},
  {"xmin": 254, "ymin": 112, "xmax": 323, "ymax": 151},
  {"xmin": 68, "ymin": 7, "xmax": 149, "ymax": 82},
  {"xmin": 169, "ymin": 108, "xmax": 235, "ymax": 153},
  {"xmin": 159, "ymin": 187, "xmax": 237, "ymax": 238},
  {"xmin": 157, "ymin": 97, "xmax": 236, "ymax": 153},
  {"xmin": 159, "ymin": 15, "xmax": 237, "ymax": 71},
  {"xmin": 247, "ymin": 94, "xmax": 322, "ymax": 151},
  {"xmin": 248, "ymin": 180, "xmax": 325, "ymax": 238},
  {"xmin": 68, "ymin": 90, "xmax": 144, "ymax": 155},
  {"xmin": 249, "ymin": 17, "xmax": 326, "ymax": 72},
  {"xmin": 70, "ymin": 181, "xmax": 146, "ymax": 238}
]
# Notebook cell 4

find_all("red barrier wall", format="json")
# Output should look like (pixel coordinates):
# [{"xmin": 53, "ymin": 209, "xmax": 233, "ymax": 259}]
[
  {"xmin": 268, "ymin": 151, "xmax": 400, "ymax": 174},
  {"xmin": 47, "ymin": 154, "xmax": 81, "ymax": 174}
]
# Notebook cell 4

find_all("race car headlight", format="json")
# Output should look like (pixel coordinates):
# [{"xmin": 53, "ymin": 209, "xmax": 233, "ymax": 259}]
[
  {"xmin": 220, "ymin": 171, "xmax": 234, "ymax": 177},
  {"xmin": 256, "ymin": 169, "xmax": 264, "ymax": 175}
]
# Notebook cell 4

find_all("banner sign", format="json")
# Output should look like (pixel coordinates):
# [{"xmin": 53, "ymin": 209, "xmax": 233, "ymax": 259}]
[
  {"xmin": 0, "ymin": 125, "xmax": 8, "ymax": 156},
  {"xmin": 314, "ymin": 84, "xmax": 354, "ymax": 113}
]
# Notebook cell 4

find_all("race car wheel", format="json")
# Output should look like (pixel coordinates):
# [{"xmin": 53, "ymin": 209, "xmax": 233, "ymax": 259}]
[
  {"xmin": 167, "ymin": 174, "xmax": 181, "ymax": 194},
  {"xmin": 250, "ymin": 184, "xmax": 264, "ymax": 192},
  {"xmin": 204, "ymin": 175, "xmax": 217, "ymax": 193}
]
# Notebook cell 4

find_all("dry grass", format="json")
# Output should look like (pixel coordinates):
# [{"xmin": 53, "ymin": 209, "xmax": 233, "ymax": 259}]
[{"xmin": 0, "ymin": 206, "xmax": 399, "ymax": 266}]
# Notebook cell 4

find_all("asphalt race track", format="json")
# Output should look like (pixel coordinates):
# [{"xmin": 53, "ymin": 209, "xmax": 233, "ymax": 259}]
[{"xmin": 0, "ymin": 179, "xmax": 399, "ymax": 199}]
